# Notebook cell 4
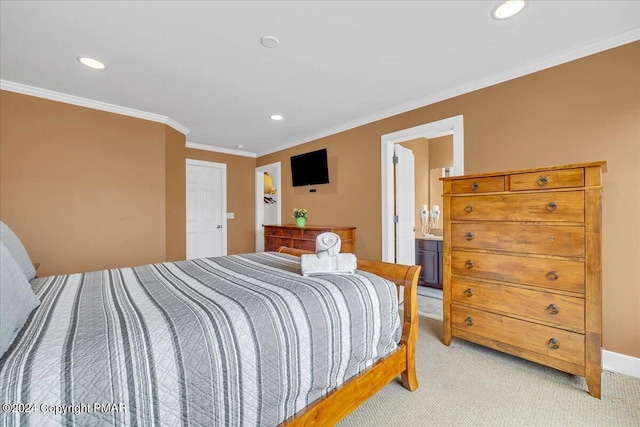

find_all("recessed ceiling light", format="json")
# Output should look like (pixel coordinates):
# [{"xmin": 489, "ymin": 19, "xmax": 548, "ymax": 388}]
[
  {"xmin": 260, "ymin": 35, "xmax": 280, "ymax": 49},
  {"xmin": 270, "ymin": 114, "xmax": 284, "ymax": 121},
  {"xmin": 77, "ymin": 56, "xmax": 106, "ymax": 70},
  {"xmin": 236, "ymin": 144, "xmax": 244, "ymax": 149},
  {"xmin": 491, "ymin": 0, "xmax": 526, "ymax": 20}
]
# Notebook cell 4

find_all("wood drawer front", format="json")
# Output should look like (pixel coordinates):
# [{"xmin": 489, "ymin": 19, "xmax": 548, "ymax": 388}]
[
  {"xmin": 451, "ymin": 223, "xmax": 585, "ymax": 257},
  {"xmin": 451, "ymin": 176, "xmax": 505, "ymax": 194},
  {"xmin": 451, "ymin": 192, "xmax": 585, "ymax": 222},
  {"xmin": 302, "ymin": 228, "xmax": 330, "ymax": 240},
  {"xmin": 280, "ymin": 228, "xmax": 303, "ymax": 238},
  {"xmin": 452, "ymin": 278, "xmax": 585, "ymax": 331},
  {"xmin": 292, "ymin": 239, "xmax": 316, "ymax": 251},
  {"xmin": 264, "ymin": 226, "xmax": 280, "ymax": 237},
  {"xmin": 451, "ymin": 251, "xmax": 585, "ymax": 293},
  {"xmin": 452, "ymin": 305, "xmax": 585, "ymax": 366},
  {"xmin": 265, "ymin": 227, "xmax": 302, "ymax": 238},
  {"xmin": 510, "ymin": 168, "xmax": 584, "ymax": 191},
  {"xmin": 265, "ymin": 237, "xmax": 292, "ymax": 251}
]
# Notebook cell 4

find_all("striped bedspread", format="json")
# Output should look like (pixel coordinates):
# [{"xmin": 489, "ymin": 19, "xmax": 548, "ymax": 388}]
[{"xmin": 0, "ymin": 252, "xmax": 400, "ymax": 426}]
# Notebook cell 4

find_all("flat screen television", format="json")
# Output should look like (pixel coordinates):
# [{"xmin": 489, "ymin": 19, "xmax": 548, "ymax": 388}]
[{"xmin": 290, "ymin": 148, "xmax": 330, "ymax": 187}]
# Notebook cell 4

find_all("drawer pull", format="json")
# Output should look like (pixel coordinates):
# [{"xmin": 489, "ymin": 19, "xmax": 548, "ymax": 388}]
[
  {"xmin": 537, "ymin": 176, "xmax": 548, "ymax": 187},
  {"xmin": 311, "ymin": 233, "xmax": 317, "ymax": 238},
  {"xmin": 471, "ymin": 182, "xmax": 479, "ymax": 191},
  {"xmin": 546, "ymin": 201, "xmax": 558, "ymax": 212},
  {"xmin": 465, "ymin": 288, "xmax": 474, "ymax": 297},
  {"xmin": 271, "ymin": 230, "xmax": 276, "ymax": 235},
  {"xmin": 465, "ymin": 260, "xmax": 474, "ymax": 269},
  {"xmin": 547, "ymin": 304, "xmax": 559, "ymax": 315},
  {"xmin": 465, "ymin": 232, "xmax": 474, "ymax": 241},
  {"xmin": 465, "ymin": 205, "xmax": 473, "ymax": 213},
  {"xmin": 546, "ymin": 271, "xmax": 559, "ymax": 281},
  {"xmin": 548, "ymin": 338, "xmax": 560, "ymax": 350},
  {"xmin": 465, "ymin": 317, "xmax": 474, "ymax": 326},
  {"xmin": 288, "ymin": 231, "xmax": 293, "ymax": 237}
]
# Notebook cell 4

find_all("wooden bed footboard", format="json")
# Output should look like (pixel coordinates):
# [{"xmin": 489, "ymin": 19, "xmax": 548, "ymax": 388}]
[{"xmin": 276, "ymin": 247, "xmax": 421, "ymax": 426}]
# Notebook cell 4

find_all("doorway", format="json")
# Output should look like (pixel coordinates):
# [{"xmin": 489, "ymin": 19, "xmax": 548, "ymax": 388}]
[
  {"xmin": 186, "ymin": 159, "xmax": 227, "ymax": 259},
  {"xmin": 255, "ymin": 162, "xmax": 282, "ymax": 251},
  {"xmin": 380, "ymin": 115, "xmax": 464, "ymax": 264}
]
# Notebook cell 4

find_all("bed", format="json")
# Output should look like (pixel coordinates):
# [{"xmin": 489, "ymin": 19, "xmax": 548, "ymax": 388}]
[{"xmin": 0, "ymin": 247, "xmax": 420, "ymax": 426}]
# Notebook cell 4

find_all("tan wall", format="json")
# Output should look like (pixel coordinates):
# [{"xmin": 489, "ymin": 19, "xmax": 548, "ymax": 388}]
[
  {"xmin": 0, "ymin": 91, "xmax": 174, "ymax": 275},
  {"xmin": 258, "ymin": 41, "xmax": 640, "ymax": 357},
  {"xmin": 185, "ymin": 149, "xmax": 256, "ymax": 255},
  {"xmin": 0, "ymin": 91, "xmax": 257, "ymax": 275},
  {"xmin": 165, "ymin": 127, "xmax": 187, "ymax": 261},
  {"xmin": 429, "ymin": 135, "xmax": 453, "ymax": 169},
  {"xmin": 429, "ymin": 135, "xmax": 453, "ymax": 229}
]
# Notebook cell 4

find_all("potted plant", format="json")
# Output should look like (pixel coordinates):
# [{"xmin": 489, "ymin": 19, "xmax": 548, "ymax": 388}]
[{"xmin": 293, "ymin": 208, "xmax": 308, "ymax": 227}]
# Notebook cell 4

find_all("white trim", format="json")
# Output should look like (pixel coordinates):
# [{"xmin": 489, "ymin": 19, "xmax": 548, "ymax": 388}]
[
  {"xmin": 381, "ymin": 115, "xmax": 464, "ymax": 263},
  {"xmin": 0, "ymin": 79, "xmax": 190, "ymax": 135},
  {"xmin": 258, "ymin": 29, "xmax": 640, "ymax": 157},
  {"xmin": 186, "ymin": 141, "xmax": 257, "ymax": 158},
  {"xmin": 4, "ymin": 27, "xmax": 638, "ymax": 158},
  {"xmin": 186, "ymin": 158, "xmax": 225, "ymax": 168},
  {"xmin": 603, "ymin": 349, "xmax": 640, "ymax": 379},
  {"xmin": 185, "ymin": 159, "xmax": 227, "ymax": 257}
]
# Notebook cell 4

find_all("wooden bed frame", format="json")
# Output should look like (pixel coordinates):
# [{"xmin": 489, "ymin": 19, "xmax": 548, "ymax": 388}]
[{"xmin": 276, "ymin": 247, "xmax": 421, "ymax": 426}]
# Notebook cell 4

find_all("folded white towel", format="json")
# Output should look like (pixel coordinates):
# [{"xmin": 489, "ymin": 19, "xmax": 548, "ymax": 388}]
[
  {"xmin": 315, "ymin": 232, "xmax": 341, "ymax": 258},
  {"xmin": 301, "ymin": 253, "xmax": 357, "ymax": 276}
]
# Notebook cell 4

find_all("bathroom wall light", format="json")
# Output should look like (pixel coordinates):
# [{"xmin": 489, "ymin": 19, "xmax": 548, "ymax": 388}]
[{"xmin": 491, "ymin": 0, "xmax": 527, "ymax": 20}]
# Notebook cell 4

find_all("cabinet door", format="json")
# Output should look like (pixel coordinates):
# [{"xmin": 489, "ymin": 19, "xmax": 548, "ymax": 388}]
[{"xmin": 416, "ymin": 250, "xmax": 439, "ymax": 286}]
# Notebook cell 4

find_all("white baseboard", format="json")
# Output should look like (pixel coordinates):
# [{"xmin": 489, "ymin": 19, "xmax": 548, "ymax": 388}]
[{"xmin": 602, "ymin": 349, "xmax": 640, "ymax": 379}]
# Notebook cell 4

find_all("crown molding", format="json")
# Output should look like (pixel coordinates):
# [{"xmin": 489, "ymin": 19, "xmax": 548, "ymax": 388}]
[
  {"xmin": 0, "ymin": 80, "xmax": 190, "ymax": 136},
  {"xmin": 186, "ymin": 141, "xmax": 256, "ymax": 158},
  {"xmin": 257, "ymin": 28, "xmax": 640, "ymax": 157}
]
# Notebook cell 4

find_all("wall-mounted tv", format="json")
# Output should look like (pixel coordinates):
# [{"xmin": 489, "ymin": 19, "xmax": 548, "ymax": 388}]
[{"xmin": 290, "ymin": 148, "xmax": 330, "ymax": 187}]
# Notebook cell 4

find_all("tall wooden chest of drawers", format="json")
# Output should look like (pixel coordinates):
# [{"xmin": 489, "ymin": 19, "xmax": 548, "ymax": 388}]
[
  {"xmin": 441, "ymin": 162, "xmax": 606, "ymax": 398},
  {"xmin": 264, "ymin": 225, "xmax": 356, "ymax": 253}
]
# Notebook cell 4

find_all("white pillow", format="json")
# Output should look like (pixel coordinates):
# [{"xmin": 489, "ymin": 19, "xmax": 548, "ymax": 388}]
[
  {"xmin": 0, "ymin": 242, "xmax": 40, "ymax": 357},
  {"xmin": 0, "ymin": 221, "xmax": 36, "ymax": 280}
]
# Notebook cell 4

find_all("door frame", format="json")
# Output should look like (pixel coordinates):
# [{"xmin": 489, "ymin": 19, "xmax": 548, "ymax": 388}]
[
  {"xmin": 255, "ymin": 162, "xmax": 282, "ymax": 251},
  {"xmin": 186, "ymin": 159, "xmax": 227, "ymax": 258},
  {"xmin": 380, "ymin": 115, "xmax": 464, "ymax": 263}
]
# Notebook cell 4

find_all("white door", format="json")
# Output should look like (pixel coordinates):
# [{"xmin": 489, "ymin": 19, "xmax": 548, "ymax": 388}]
[
  {"xmin": 394, "ymin": 145, "xmax": 415, "ymax": 266},
  {"xmin": 186, "ymin": 160, "xmax": 227, "ymax": 259}
]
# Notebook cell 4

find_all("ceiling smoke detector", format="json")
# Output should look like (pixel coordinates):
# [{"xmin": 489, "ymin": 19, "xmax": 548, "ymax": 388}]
[{"xmin": 260, "ymin": 35, "xmax": 280, "ymax": 48}]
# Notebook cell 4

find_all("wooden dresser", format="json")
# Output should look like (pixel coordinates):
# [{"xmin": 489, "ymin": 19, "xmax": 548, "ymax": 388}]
[
  {"xmin": 441, "ymin": 161, "xmax": 606, "ymax": 398},
  {"xmin": 264, "ymin": 225, "xmax": 356, "ymax": 253}
]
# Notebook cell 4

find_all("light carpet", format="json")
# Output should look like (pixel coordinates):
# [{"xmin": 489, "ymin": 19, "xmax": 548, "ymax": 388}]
[{"xmin": 339, "ymin": 317, "xmax": 640, "ymax": 426}]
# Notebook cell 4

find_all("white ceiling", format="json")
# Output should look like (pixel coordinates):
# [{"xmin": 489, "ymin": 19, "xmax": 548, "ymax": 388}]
[{"xmin": 1, "ymin": 1, "xmax": 639, "ymax": 156}]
